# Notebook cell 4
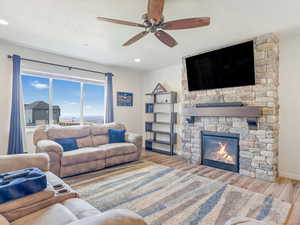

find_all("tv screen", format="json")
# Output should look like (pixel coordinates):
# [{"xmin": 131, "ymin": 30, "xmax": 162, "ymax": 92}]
[{"xmin": 185, "ymin": 41, "xmax": 255, "ymax": 91}]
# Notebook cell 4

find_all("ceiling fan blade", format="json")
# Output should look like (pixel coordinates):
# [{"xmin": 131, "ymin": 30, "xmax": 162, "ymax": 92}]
[
  {"xmin": 154, "ymin": 30, "xmax": 177, "ymax": 48},
  {"xmin": 147, "ymin": 0, "xmax": 165, "ymax": 24},
  {"xmin": 97, "ymin": 17, "xmax": 146, "ymax": 28},
  {"xmin": 162, "ymin": 17, "xmax": 210, "ymax": 30},
  {"xmin": 123, "ymin": 31, "xmax": 149, "ymax": 46}
]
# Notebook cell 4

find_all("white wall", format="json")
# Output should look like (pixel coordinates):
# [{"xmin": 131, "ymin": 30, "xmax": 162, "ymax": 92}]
[
  {"xmin": 142, "ymin": 64, "xmax": 182, "ymax": 153},
  {"xmin": 0, "ymin": 40, "xmax": 143, "ymax": 155},
  {"xmin": 279, "ymin": 34, "xmax": 300, "ymax": 180},
  {"xmin": 142, "ymin": 64, "xmax": 182, "ymax": 95}
]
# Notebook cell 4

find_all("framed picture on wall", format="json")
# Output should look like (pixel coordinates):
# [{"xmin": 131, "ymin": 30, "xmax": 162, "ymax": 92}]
[{"xmin": 117, "ymin": 92, "xmax": 133, "ymax": 107}]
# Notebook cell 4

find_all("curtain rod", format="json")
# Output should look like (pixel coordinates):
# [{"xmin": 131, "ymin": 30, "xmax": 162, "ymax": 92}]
[{"xmin": 7, "ymin": 55, "xmax": 108, "ymax": 75}]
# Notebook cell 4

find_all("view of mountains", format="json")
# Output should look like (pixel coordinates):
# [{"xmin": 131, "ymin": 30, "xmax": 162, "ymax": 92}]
[{"xmin": 60, "ymin": 115, "xmax": 104, "ymax": 123}]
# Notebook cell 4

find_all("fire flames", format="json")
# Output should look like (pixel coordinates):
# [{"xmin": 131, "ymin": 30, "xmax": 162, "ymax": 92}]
[{"xmin": 212, "ymin": 142, "xmax": 234, "ymax": 164}]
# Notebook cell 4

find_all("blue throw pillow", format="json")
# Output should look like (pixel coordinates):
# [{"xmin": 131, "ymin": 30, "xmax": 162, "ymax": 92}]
[
  {"xmin": 55, "ymin": 138, "xmax": 78, "ymax": 152},
  {"xmin": 108, "ymin": 129, "xmax": 126, "ymax": 143}
]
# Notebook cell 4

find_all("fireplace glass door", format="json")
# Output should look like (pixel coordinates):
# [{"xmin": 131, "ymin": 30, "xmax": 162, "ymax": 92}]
[{"xmin": 201, "ymin": 131, "xmax": 239, "ymax": 172}]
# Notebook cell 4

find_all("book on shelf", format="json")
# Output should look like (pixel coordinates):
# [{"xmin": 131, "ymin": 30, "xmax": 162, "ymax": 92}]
[{"xmin": 145, "ymin": 103, "xmax": 154, "ymax": 113}]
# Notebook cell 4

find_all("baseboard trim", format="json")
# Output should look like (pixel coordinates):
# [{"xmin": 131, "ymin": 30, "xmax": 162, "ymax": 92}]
[{"xmin": 279, "ymin": 171, "xmax": 300, "ymax": 181}]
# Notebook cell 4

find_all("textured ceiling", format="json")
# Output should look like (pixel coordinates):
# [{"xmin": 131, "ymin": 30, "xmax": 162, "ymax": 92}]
[{"xmin": 0, "ymin": 0, "xmax": 300, "ymax": 71}]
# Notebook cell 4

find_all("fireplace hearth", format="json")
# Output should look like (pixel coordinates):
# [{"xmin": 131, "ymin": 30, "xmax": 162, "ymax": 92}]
[{"xmin": 201, "ymin": 131, "xmax": 240, "ymax": 172}]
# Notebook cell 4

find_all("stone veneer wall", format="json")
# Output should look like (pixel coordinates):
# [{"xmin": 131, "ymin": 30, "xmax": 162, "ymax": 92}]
[{"xmin": 181, "ymin": 33, "xmax": 279, "ymax": 181}]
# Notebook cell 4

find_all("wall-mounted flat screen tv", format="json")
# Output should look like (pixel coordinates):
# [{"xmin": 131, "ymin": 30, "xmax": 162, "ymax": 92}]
[{"xmin": 185, "ymin": 41, "xmax": 255, "ymax": 91}]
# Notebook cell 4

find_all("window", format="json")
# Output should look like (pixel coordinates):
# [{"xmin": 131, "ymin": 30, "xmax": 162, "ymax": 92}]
[
  {"xmin": 53, "ymin": 79, "xmax": 81, "ymax": 126},
  {"xmin": 83, "ymin": 83, "xmax": 105, "ymax": 124},
  {"xmin": 22, "ymin": 74, "xmax": 105, "ymax": 127},
  {"xmin": 22, "ymin": 75, "xmax": 50, "ymax": 126}
]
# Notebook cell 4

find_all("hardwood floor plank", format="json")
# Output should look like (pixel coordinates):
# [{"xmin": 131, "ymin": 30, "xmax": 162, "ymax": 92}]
[
  {"xmin": 264, "ymin": 182, "xmax": 287, "ymax": 200},
  {"xmin": 247, "ymin": 179, "xmax": 271, "ymax": 194},
  {"xmin": 279, "ymin": 182, "xmax": 296, "ymax": 203},
  {"xmin": 286, "ymin": 201, "xmax": 300, "ymax": 225}
]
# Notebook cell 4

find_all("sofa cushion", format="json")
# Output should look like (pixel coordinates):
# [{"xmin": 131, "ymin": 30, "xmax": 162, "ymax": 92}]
[
  {"xmin": 11, "ymin": 203, "xmax": 78, "ymax": 225},
  {"xmin": 48, "ymin": 126, "xmax": 90, "ymax": 140},
  {"xmin": 106, "ymin": 153, "xmax": 138, "ymax": 167},
  {"xmin": 61, "ymin": 147, "xmax": 106, "ymax": 166},
  {"xmin": 55, "ymin": 138, "xmax": 78, "ymax": 152},
  {"xmin": 66, "ymin": 209, "xmax": 148, "ymax": 225},
  {"xmin": 91, "ymin": 135, "xmax": 109, "ymax": 147},
  {"xmin": 90, "ymin": 123, "xmax": 125, "ymax": 136},
  {"xmin": 76, "ymin": 136, "xmax": 93, "ymax": 148},
  {"xmin": 60, "ymin": 160, "xmax": 105, "ymax": 178},
  {"xmin": 101, "ymin": 143, "xmax": 137, "ymax": 158},
  {"xmin": 108, "ymin": 129, "xmax": 126, "ymax": 143},
  {"xmin": 62, "ymin": 198, "xmax": 100, "ymax": 219}
]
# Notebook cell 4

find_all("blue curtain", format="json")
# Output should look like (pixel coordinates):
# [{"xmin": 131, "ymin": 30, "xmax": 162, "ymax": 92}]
[
  {"xmin": 105, "ymin": 73, "xmax": 114, "ymax": 123},
  {"xmin": 8, "ymin": 55, "xmax": 24, "ymax": 155}
]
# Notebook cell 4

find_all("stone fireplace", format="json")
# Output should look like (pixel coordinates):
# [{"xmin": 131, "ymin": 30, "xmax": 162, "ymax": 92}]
[
  {"xmin": 180, "ymin": 33, "xmax": 279, "ymax": 181},
  {"xmin": 201, "ymin": 131, "xmax": 239, "ymax": 173}
]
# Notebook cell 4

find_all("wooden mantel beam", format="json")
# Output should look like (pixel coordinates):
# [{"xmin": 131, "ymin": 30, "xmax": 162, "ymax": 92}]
[{"xmin": 182, "ymin": 106, "xmax": 262, "ymax": 118}]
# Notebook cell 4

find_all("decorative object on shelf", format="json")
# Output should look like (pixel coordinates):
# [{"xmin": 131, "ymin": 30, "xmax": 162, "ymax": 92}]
[
  {"xmin": 152, "ymin": 83, "xmax": 167, "ymax": 94},
  {"xmin": 145, "ymin": 122, "xmax": 153, "ymax": 132},
  {"xmin": 185, "ymin": 116, "xmax": 195, "ymax": 124},
  {"xmin": 144, "ymin": 90, "xmax": 177, "ymax": 155},
  {"xmin": 117, "ymin": 92, "xmax": 133, "ymax": 107},
  {"xmin": 145, "ymin": 103, "xmax": 154, "ymax": 113}
]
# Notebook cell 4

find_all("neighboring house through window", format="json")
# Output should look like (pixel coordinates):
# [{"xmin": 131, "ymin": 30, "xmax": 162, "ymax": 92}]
[{"xmin": 25, "ymin": 101, "xmax": 60, "ymax": 126}]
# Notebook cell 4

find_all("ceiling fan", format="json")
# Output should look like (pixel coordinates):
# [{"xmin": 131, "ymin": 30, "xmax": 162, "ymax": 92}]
[{"xmin": 96, "ymin": 0, "xmax": 210, "ymax": 48}]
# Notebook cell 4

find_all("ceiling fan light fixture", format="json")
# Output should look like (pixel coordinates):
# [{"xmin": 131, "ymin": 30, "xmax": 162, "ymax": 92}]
[{"xmin": 96, "ymin": 0, "xmax": 210, "ymax": 47}]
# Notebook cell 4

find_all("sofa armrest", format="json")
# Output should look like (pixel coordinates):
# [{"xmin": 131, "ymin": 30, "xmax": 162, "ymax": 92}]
[
  {"xmin": 126, "ymin": 132, "xmax": 143, "ymax": 158},
  {"xmin": 36, "ymin": 140, "xmax": 63, "ymax": 176},
  {"xmin": 67, "ymin": 209, "xmax": 148, "ymax": 225},
  {"xmin": 0, "ymin": 153, "xmax": 49, "ymax": 173},
  {"xmin": 36, "ymin": 140, "xmax": 63, "ymax": 155}
]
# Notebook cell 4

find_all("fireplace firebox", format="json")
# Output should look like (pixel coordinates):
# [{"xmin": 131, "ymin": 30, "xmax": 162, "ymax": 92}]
[{"xmin": 201, "ymin": 131, "xmax": 240, "ymax": 172}]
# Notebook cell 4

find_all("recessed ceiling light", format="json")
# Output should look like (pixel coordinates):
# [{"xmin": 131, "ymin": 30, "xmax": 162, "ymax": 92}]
[
  {"xmin": 134, "ymin": 58, "xmax": 141, "ymax": 63},
  {"xmin": 0, "ymin": 19, "xmax": 8, "ymax": 26}
]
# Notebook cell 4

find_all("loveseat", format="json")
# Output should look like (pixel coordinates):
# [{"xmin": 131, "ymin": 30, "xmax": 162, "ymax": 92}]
[
  {"xmin": 0, "ymin": 153, "xmax": 148, "ymax": 225},
  {"xmin": 33, "ymin": 122, "xmax": 143, "ymax": 177}
]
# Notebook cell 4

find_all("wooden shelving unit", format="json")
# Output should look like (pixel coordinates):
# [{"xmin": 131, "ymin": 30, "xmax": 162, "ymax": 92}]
[{"xmin": 145, "ymin": 91, "xmax": 177, "ymax": 155}]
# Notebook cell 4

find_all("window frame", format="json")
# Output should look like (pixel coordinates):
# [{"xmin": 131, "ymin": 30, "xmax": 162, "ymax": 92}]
[{"xmin": 21, "ymin": 72, "xmax": 105, "ymax": 127}]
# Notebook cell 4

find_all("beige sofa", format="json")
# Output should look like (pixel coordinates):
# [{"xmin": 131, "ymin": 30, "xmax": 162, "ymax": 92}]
[
  {"xmin": 33, "ymin": 122, "xmax": 143, "ymax": 177},
  {"xmin": 0, "ymin": 153, "xmax": 147, "ymax": 225}
]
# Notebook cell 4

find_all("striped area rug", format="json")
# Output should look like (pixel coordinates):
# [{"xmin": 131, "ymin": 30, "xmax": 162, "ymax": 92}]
[{"xmin": 69, "ymin": 164, "xmax": 291, "ymax": 225}]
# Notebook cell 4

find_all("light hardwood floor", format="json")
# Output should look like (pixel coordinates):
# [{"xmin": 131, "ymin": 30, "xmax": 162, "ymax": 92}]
[{"xmin": 142, "ymin": 150, "xmax": 300, "ymax": 225}]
